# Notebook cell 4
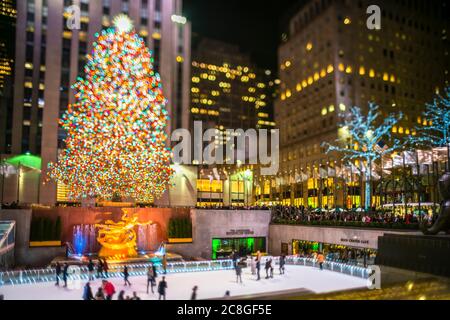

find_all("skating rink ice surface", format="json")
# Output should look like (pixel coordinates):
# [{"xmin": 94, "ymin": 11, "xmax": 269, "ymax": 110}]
[{"xmin": 0, "ymin": 265, "xmax": 367, "ymax": 300}]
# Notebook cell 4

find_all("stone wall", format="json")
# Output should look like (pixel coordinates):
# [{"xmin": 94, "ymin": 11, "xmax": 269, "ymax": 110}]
[
  {"xmin": 168, "ymin": 209, "xmax": 272, "ymax": 259},
  {"xmin": 269, "ymin": 224, "xmax": 416, "ymax": 256}
]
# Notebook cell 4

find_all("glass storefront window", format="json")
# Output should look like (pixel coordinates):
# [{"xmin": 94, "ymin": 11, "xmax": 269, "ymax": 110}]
[
  {"xmin": 211, "ymin": 237, "xmax": 266, "ymax": 260},
  {"xmin": 292, "ymin": 239, "xmax": 377, "ymax": 266}
]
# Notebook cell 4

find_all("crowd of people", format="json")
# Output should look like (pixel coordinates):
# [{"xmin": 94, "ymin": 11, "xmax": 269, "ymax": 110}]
[{"xmin": 270, "ymin": 205, "xmax": 429, "ymax": 226}]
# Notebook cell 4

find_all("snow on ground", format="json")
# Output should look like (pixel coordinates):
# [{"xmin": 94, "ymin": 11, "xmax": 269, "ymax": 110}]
[{"xmin": 0, "ymin": 265, "xmax": 367, "ymax": 300}]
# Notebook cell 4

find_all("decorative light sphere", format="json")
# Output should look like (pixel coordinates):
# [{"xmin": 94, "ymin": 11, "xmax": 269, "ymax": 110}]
[{"xmin": 113, "ymin": 14, "xmax": 133, "ymax": 33}]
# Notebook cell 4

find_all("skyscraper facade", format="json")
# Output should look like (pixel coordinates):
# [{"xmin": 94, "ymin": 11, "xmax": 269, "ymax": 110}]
[
  {"xmin": 9, "ymin": 0, "xmax": 191, "ymax": 205},
  {"xmin": 271, "ymin": 0, "xmax": 449, "ymax": 208},
  {"xmin": 0, "ymin": 0, "xmax": 16, "ymax": 154}
]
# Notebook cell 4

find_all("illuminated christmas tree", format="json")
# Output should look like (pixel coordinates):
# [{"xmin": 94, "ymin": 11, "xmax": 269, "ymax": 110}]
[{"xmin": 48, "ymin": 15, "xmax": 174, "ymax": 202}]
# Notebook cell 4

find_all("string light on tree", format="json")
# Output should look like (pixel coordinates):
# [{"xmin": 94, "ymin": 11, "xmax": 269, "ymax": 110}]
[{"xmin": 48, "ymin": 15, "xmax": 174, "ymax": 202}]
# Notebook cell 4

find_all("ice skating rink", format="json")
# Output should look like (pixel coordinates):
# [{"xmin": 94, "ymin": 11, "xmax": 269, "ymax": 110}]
[{"xmin": 0, "ymin": 265, "xmax": 367, "ymax": 300}]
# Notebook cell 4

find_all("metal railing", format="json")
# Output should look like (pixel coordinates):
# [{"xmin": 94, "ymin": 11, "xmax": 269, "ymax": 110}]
[
  {"xmin": 0, "ymin": 259, "xmax": 235, "ymax": 287},
  {"xmin": 0, "ymin": 256, "xmax": 369, "ymax": 287},
  {"xmin": 0, "ymin": 221, "xmax": 15, "ymax": 256},
  {"xmin": 265, "ymin": 256, "xmax": 370, "ymax": 279}
]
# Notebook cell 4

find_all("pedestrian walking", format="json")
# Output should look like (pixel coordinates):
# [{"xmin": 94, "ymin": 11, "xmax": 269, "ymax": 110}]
[
  {"xmin": 55, "ymin": 262, "xmax": 61, "ymax": 286},
  {"xmin": 279, "ymin": 255, "xmax": 286, "ymax": 275},
  {"xmin": 97, "ymin": 259, "xmax": 104, "ymax": 278},
  {"xmin": 235, "ymin": 264, "xmax": 242, "ymax": 283},
  {"xmin": 103, "ymin": 259, "xmax": 109, "ymax": 278},
  {"xmin": 158, "ymin": 276, "xmax": 167, "ymax": 300},
  {"xmin": 317, "ymin": 252, "xmax": 325, "ymax": 271},
  {"xmin": 118, "ymin": 290, "xmax": 125, "ymax": 300},
  {"xmin": 82, "ymin": 282, "xmax": 94, "ymax": 300},
  {"xmin": 62, "ymin": 263, "xmax": 69, "ymax": 287},
  {"xmin": 256, "ymin": 259, "xmax": 261, "ymax": 280},
  {"xmin": 87, "ymin": 259, "xmax": 95, "ymax": 281},
  {"xmin": 147, "ymin": 265, "xmax": 156, "ymax": 294},
  {"xmin": 102, "ymin": 280, "xmax": 116, "ymax": 300},
  {"xmin": 191, "ymin": 286, "xmax": 198, "ymax": 300},
  {"xmin": 123, "ymin": 265, "xmax": 131, "ymax": 286}
]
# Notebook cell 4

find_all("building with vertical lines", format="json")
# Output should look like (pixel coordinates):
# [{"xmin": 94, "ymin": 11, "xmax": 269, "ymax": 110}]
[{"xmin": 267, "ymin": 0, "xmax": 449, "ymax": 208}]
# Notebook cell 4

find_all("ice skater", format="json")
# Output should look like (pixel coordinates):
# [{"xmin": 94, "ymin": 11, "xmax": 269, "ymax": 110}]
[
  {"xmin": 191, "ymin": 286, "xmax": 198, "ymax": 300},
  {"xmin": 55, "ymin": 262, "xmax": 61, "ymax": 286},
  {"xmin": 123, "ymin": 265, "xmax": 131, "ymax": 286},
  {"xmin": 250, "ymin": 256, "xmax": 256, "ymax": 275},
  {"xmin": 62, "ymin": 263, "xmax": 69, "ymax": 287},
  {"xmin": 158, "ymin": 276, "xmax": 168, "ymax": 300},
  {"xmin": 279, "ymin": 255, "xmax": 286, "ymax": 275},
  {"xmin": 256, "ymin": 258, "xmax": 261, "ymax": 280},
  {"xmin": 87, "ymin": 259, "xmax": 95, "ymax": 281},
  {"xmin": 96, "ymin": 259, "xmax": 104, "ymax": 278},
  {"xmin": 235, "ymin": 263, "xmax": 243, "ymax": 283},
  {"xmin": 147, "ymin": 264, "xmax": 156, "ymax": 294}
]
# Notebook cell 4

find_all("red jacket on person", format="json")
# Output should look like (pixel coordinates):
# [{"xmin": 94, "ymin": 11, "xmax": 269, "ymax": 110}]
[{"xmin": 103, "ymin": 282, "xmax": 115, "ymax": 296}]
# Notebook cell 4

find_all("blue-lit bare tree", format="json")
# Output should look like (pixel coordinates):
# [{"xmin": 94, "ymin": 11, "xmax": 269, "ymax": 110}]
[
  {"xmin": 324, "ymin": 103, "xmax": 403, "ymax": 210},
  {"xmin": 411, "ymin": 87, "xmax": 450, "ymax": 171}
]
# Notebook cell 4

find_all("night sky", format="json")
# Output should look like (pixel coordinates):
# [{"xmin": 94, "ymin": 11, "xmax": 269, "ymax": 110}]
[{"xmin": 183, "ymin": 0, "xmax": 303, "ymax": 71}]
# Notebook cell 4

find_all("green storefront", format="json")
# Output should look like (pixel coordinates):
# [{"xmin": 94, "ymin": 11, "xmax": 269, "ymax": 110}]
[{"xmin": 211, "ymin": 237, "xmax": 266, "ymax": 260}]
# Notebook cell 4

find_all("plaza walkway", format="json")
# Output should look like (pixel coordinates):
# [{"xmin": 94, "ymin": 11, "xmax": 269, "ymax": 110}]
[{"xmin": 0, "ymin": 265, "xmax": 367, "ymax": 300}]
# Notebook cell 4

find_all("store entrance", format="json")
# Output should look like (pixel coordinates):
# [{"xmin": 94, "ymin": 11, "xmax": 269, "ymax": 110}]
[
  {"xmin": 292, "ymin": 239, "xmax": 376, "ymax": 266},
  {"xmin": 211, "ymin": 237, "xmax": 266, "ymax": 260}
]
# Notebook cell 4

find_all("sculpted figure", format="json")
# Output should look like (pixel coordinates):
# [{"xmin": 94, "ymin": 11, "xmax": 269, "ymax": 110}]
[{"xmin": 421, "ymin": 172, "xmax": 450, "ymax": 235}]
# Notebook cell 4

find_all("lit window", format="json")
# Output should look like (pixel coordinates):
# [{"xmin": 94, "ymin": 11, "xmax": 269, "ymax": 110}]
[
  {"xmin": 285, "ymin": 60, "xmax": 291, "ymax": 68},
  {"xmin": 286, "ymin": 89, "xmax": 292, "ymax": 98},
  {"xmin": 390, "ymin": 75, "xmax": 395, "ymax": 83},
  {"xmin": 329, "ymin": 105, "xmax": 335, "ymax": 112},
  {"xmin": 296, "ymin": 83, "xmax": 302, "ymax": 91},
  {"xmin": 307, "ymin": 77, "xmax": 313, "ymax": 85},
  {"xmin": 344, "ymin": 17, "xmax": 351, "ymax": 25},
  {"xmin": 369, "ymin": 69, "xmax": 375, "ymax": 78},
  {"xmin": 398, "ymin": 127, "xmax": 404, "ymax": 134},
  {"xmin": 325, "ymin": 65, "xmax": 333, "ymax": 74},
  {"xmin": 383, "ymin": 73, "xmax": 389, "ymax": 81},
  {"xmin": 392, "ymin": 126, "xmax": 397, "ymax": 133},
  {"xmin": 417, "ymin": 116, "xmax": 421, "ymax": 124},
  {"xmin": 345, "ymin": 66, "xmax": 352, "ymax": 74},
  {"xmin": 338, "ymin": 63, "xmax": 345, "ymax": 72},
  {"xmin": 176, "ymin": 55, "xmax": 184, "ymax": 63},
  {"xmin": 306, "ymin": 42, "xmax": 313, "ymax": 51},
  {"xmin": 321, "ymin": 108, "xmax": 328, "ymax": 116},
  {"xmin": 339, "ymin": 103, "xmax": 346, "ymax": 111},
  {"xmin": 320, "ymin": 69, "xmax": 326, "ymax": 77},
  {"xmin": 359, "ymin": 66, "xmax": 365, "ymax": 75},
  {"xmin": 314, "ymin": 72, "xmax": 320, "ymax": 81},
  {"xmin": 302, "ymin": 80, "xmax": 308, "ymax": 87}
]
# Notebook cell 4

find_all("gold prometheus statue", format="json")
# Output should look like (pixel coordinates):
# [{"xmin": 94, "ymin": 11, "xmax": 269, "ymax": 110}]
[{"xmin": 95, "ymin": 208, "xmax": 152, "ymax": 259}]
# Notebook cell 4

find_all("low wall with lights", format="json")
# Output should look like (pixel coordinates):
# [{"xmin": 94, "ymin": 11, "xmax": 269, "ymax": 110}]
[{"xmin": 269, "ymin": 224, "xmax": 415, "ymax": 255}]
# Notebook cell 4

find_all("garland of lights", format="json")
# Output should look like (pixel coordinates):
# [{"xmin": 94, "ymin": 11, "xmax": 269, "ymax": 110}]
[{"xmin": 48, "ymin": 15, "xmax": 174, "ymax": 202}]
